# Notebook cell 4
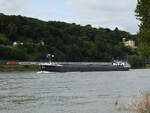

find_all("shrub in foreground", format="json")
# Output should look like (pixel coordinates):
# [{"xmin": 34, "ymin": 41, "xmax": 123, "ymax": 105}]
[{"xmin": 115, "ymin": 91, "xmax": 150, "ymax": 113}]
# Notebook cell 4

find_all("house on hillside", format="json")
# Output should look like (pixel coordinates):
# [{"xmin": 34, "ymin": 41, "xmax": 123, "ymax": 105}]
[
  {"xmin": 13, "ymin": 41, "xmax": 23, "ymax": 47},
  {"xmin": 122, "ymin": 38, "xmax": 136, "ymax": 48}
]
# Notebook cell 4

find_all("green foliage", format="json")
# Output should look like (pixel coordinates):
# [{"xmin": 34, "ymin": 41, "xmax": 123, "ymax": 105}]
[
  {"xmin": 128, "ymin": 55, "xmax": 145, "ymax": 68},
  {"xmin": 0, "ymin": 33, "xmax": 9, "ymax": 45},
  {"xmin": 135, "ymin": 0, "xmax": 150, "ymax": 57},
  {"xmin": 0, "ymin": 13, "xmax": 136, "ymax": 61},
  {"xmin": 0, "ymin": 45, "xmax": 28, "ymax": 60}
]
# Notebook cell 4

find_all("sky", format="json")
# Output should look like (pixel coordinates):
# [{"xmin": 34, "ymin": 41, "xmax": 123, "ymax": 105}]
[{"xmin": 0, "ymin": 0, "xmax": 139, "ymax": 34}]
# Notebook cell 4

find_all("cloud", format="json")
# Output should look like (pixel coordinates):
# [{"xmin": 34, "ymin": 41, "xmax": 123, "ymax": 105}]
[
  {"xmin": 0, "ymin": 0, "xmax": 27, "ymax": 15},
  {"xmin": 65, "ymin": 0, "xmax": 139, "ymax": 33},
  {"xmin": 0, "ymin": 0, "xmax": 139, "ymax": 34},
  {"xmin": 0, "ymin": 0, "xmax": 64, "ymax": 21}
]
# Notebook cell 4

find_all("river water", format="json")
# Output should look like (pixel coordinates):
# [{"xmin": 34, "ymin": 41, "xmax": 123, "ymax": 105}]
[{"xmin": 0, "ymin": 69, "xmax": 150, "ymax": 113}]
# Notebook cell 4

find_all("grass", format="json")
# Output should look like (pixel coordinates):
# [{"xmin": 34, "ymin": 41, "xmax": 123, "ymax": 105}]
[
  {"xmin": 146, "ymin": 64, "xmax": 150, "ymax": 68},
  {"xmin": 0, "ymin": 65, "xmax": 24, "ymax": 68},
  {"xmin": 0, "ymin": 65, "xmax": 40, "ymax": 72}
]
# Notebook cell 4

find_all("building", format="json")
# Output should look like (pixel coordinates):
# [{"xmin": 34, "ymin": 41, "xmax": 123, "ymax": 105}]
[
  {"xmin": 122, "ymin": 38, "xmax": 136, "ymax": 48},
  {"xmin": 13, "ymin": 41, "xmax": 23, "ymax": 47}
]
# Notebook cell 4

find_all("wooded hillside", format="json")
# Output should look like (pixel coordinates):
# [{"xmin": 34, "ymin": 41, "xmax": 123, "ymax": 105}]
[{"xmin": 0, "ymin": 13, "xmax": 137, "ymax": 61}]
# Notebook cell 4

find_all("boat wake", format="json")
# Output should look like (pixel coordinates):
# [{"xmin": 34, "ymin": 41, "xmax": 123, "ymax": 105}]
[{"xmin": 37, "ymin": 71, "xmax": 53, "ymax": 74}]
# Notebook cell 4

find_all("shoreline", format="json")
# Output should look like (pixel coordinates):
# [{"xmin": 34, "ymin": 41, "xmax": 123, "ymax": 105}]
[
  {"xmin": 0, "ymin": 64, "xmax": 149, "ymax": 72},
  {"xmin": 0, "ymin": 65, "xmax": 40, "ymax": 72}
]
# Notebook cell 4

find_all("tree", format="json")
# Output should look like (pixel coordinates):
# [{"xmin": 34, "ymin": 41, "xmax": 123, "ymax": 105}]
[
  {"xmin": 0, "ymin": 33, "xmax": 9, "ymax": 45},
  {"xmin": 0, "ymin": 13, "xmax": 136, "ymax": 61},
  {"xmin": 135, "ymin": 0, "xmax": 150, "ymax": 57}
]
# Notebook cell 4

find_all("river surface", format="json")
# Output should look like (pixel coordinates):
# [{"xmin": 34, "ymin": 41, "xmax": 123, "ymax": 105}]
[{"xmin": 0, "ymin": 69, "xmax": 150, "ymax": 113}]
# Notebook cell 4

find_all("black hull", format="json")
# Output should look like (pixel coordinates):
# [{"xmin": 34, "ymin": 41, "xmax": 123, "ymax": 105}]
[{"xmin": 40, "ymin": 64, "xmax": 130, "ymax": 72}]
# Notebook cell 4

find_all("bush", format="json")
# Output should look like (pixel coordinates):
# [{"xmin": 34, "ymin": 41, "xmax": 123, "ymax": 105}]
[
  {"xmin": 115, "ymin": 91, "xmax": 150, "ymax": 113},
  {"xmin": 131, "ymin": 91, "xmax": 150, "ymax": 113},
  {"xmin": 128, "ymin": 55, "xmax": 145, "ymax": 68}
]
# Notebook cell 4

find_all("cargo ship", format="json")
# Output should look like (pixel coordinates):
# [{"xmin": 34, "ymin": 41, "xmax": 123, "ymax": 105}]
[{"xmin": 40, "ymin": 61, "xmax": 131, "ymax": 72}]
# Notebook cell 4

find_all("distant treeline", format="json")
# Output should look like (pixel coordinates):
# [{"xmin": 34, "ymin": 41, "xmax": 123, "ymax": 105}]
[{"xmin": 0, "ymin": 13, "xmax": 137, "ymax": 61}]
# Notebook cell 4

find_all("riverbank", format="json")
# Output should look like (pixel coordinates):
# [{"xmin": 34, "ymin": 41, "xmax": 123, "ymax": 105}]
[
  {"xmin": 0, "ymin": 65, "xmax": 40, "ymax": 72},
  {"xmin": 0, "ymin": 62, "xmax": 149, "ymax": 72}
]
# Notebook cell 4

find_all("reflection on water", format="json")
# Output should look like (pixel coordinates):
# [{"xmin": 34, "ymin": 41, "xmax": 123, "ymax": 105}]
[{"xmin": 0, "ymin": 69, "xmax": 150, "ymax": 113}]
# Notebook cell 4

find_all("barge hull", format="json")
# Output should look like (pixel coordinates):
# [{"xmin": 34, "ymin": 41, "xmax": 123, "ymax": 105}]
[{"xmin": 41, "ymin": 64, "xmax": 129, "ymax": 72}]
